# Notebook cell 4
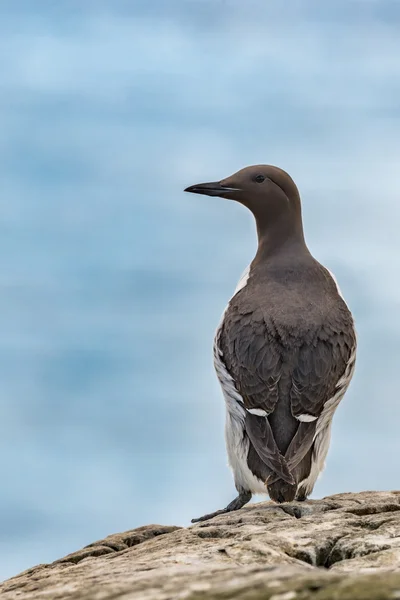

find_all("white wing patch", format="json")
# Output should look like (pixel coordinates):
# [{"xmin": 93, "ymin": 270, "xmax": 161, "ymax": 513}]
[
  {"xmin": 247, "ymin": 407, "xmax": 267, "ymax": 417},
  {"xmin": 297, "ymin": 414, "xmax": 317, "ymax": 422}
]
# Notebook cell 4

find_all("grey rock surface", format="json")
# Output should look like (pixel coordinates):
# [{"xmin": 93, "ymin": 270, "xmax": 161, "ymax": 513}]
[{"xmin": 2, "ymin": 491, "xmax": 400, "ymax": 599}]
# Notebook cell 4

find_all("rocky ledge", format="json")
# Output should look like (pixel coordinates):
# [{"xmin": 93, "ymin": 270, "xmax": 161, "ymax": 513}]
[{"xmin": 2, "ymin": 491, "xmax": 400, "ymax": 599}]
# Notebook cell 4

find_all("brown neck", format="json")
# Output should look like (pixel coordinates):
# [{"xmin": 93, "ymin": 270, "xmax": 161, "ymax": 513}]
[{"xmin": 253, "ymin": 208, "xmax": 309, "ymax": 264}]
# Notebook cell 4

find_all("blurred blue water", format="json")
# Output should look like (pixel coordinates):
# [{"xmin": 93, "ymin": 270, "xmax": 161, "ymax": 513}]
[{"xmin": 0, "ymin": 0, "xmax": 400, "ymax": 581}]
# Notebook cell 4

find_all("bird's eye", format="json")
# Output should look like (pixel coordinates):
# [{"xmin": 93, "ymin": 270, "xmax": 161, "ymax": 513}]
[{"xmin": 254, "ymin": 175, "xmax": 265, "ymax": 183}]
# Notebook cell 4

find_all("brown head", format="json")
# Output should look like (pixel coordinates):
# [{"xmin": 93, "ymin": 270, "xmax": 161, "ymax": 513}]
[{"xmin": 184, "ymin": 165, "xmax": 307, "ymax": 257}]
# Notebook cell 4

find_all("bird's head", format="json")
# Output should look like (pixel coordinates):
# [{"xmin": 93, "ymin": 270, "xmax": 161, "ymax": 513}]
[{"xmin": 184, "ymin": 165, "xmax": 302, "ymax": 230}]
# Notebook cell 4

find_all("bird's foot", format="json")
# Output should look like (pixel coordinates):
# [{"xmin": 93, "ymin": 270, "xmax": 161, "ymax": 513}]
[{"xmin": 191, "ymin": 490, "xmax": 251, "ymax": 523}]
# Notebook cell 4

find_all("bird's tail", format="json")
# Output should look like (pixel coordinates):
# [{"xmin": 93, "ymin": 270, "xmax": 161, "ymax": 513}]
[
  {"xmin": 267, "ymin": 479, "xmax": 297, "ymax": 503},
  {"xmin": 266, "ymin": 421, "xmax": 317, "ymax": 503}
]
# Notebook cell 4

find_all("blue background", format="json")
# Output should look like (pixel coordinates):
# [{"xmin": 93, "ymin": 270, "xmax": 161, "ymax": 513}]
[{"xmin": 1, "ymin": 0, "xmax": 400, "ymax": 580}]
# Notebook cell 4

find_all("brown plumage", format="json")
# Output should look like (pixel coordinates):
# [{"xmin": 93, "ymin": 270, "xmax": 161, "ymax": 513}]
[{"xmin": 184, "ymin": 165, "xmax": 356, "ymax": 521}]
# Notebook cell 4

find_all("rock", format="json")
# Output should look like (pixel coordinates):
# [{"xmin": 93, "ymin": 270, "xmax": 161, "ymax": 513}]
[{"xmin": 1, "ymin": 491, "xmax": 400, "ymax": 599}]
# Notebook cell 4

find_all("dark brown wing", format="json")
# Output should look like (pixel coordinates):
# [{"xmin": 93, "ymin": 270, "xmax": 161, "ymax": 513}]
[
  {"xmin": 281, "ymin": 316, "xmax": 356, "ymax": 475},
  {"xmin": 219, "ymin": 306, "xmax": 294, "ymax": 484},
  {"xmin": 223, "ymin": 307, "xmax": 282, "ymax": 413},
  {"xmin": 290, "ymin": 317, "xmax": 356, "ymax": 421}
]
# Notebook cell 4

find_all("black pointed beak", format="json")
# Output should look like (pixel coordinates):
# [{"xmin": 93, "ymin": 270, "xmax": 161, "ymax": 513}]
[{"xmin": 184, "ymin": 181, "xmax": 240, "ymax": 197}]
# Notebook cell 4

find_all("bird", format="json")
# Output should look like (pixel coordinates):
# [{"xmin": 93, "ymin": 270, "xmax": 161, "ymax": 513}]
[{"xmin": 184, "ymin": 165, "xmax": 356, "ymax": 523}]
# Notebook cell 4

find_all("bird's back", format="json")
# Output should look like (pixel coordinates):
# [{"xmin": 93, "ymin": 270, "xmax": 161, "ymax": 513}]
[{"xmin": 216, "ymin": 254, "xmax": 355, "ymax": 493}]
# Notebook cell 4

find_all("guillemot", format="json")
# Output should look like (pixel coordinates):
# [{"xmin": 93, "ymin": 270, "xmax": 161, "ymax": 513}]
[{"xmin": 184, "ymin": 165, "xmax": 356, "ymax": 522}]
